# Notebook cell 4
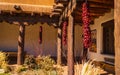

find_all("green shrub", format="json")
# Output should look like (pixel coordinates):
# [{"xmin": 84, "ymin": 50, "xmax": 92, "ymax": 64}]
[
  {"xmin": 18, "ymin": 55, "xmax": 56, "ymax": 74},
  {"xmin": 24, "ymin": 55, "xmax": 37, "ymax": 69},
  {"xmin": 0, "ymin": 52, "xmax": 11, "ymax": 73},
  {"xmin": 15, "ymin": 65, "xmax": 27, "ymax": 73},
  {"xmin": 36, "ymin": 55, "xmax": 55, "ymax": 71}
]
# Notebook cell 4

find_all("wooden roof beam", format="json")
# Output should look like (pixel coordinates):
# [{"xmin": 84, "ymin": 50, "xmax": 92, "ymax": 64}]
[
  {"xmin": 53, "ymin": 3, "xmax": 64, "ymax": 9},
  {"xmin": 88, "ymin": 1, "xmax": 114, "ymax": 8},
  {"xmin": 76, "ymin": 11, "xmax": 105, "ymax": 16},
  {"xmin": 76, "ymin": 6, "xmax": 111, "ymax": 13},
  {"xmin": 55, "ymin": 0, "xmax": 69, "ymax": 4},
  {"xmin": 75, "ymin": 8, "xmax": 111, "ymax": 15},
  {"xmin": 89, "ymin": 7, "xmax": 111, "ymax": 12},
  {"xmin": 74, "ymin": 19, "xmax": 94, "ymax": 25},
  {"xmin": 50, "ymin": 12, "xmax": 60, "ymax": 17},
  {"xmin": 52, "ymin": 8, "xmax": 63, "ymax": 12},
  {"xmin": 88, "ymin": 0, "xmax": 114, "ymax": 5},
  {"xmin": 77, "ymin": 0, "xmax": 114, "ymax": 5},
  {"xmin": 88, "ymin": 2, "xmax": 114, "ymax": 9}
]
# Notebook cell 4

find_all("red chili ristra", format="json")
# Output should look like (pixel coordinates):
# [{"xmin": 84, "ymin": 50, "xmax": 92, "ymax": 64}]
[
  {"xmin": 39, "ymin": 26, "xmax": 42, "ymax": 44},
  {"xmin": 62, "ymin": 21, "xmax": 67, "ymax": 46},
  {"xmin": 82, "ymin": 2, "xmax": 91, "ymax": 48}
]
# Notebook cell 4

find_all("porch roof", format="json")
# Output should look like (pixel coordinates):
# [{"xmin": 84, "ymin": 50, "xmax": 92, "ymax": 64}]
[{"xmin": 0, "ymin": 2, "xmax": 53, "ymax": 14}]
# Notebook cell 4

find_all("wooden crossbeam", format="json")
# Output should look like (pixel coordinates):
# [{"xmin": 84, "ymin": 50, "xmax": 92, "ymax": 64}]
[
  {"xmin": 52, "ymin": 8, "xmax": 63, "ymax": 12},
  {"xmin": 55, "ymin": 0, "xmax": 69, "ymax": 4},
  {"xmin": 53, "ymin": 3, "xmax": 64, "ymax": 9},
  {"xmin": 76, "ymin": 11, "xmax": 104, "ymax": 17},
  {"xmin": 88, "ymin": 0, "xmax": 114, "ymax": 5},
  {"xmin": 0, "ymin": 13, "xmax": 59, "ymax": 25},
  {"xmin": 88, "ymin": 1, "xmax": 114, "ymax": 8}
]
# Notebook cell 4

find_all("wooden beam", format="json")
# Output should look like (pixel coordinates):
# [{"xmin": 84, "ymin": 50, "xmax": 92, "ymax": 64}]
[
  {"xmin": 17, "ymin": 23, "xmax": 25, "ymax": 65},
  {"xmin": 89, "ymin": 7, "xmax": 111, "ymax": 12},
  {"xmin": 67, "ymin": 15, "xmax": 74, "ymax": 75},
  {"xmin": 89, "ymin": 1, "xmax": 114, "ymax": 8},
  {"xmin": 50, "ymin": 12, "xmax": 60, "ymax": 17},
  {"xmin": 88, "ymin": 0, "xmax": 114, "ymax": 5},
  {"xmin": 77, "ymin": 0, "xmax": 114, "ymax": 5},
  {"xmin": 76, "ymin": 11, "xmax": 104, "ymax": 17},
  {"xmin": 114, "ymin": 0, "xmax": 120, "ymax": 75},
  {"xmin": 52, "ymin": 8, "xmax": 63, "ymax": 12},
  {"xmin": 0, "ymin": 14, "xmax": 59, "ymax": 25},
  {"xmin": 74, "ymin": 19, "xmax": 94, "ymax": 25},
  {"xmin": 55, "ymin": 0, "xmax": 69, "ymax": 5},
  {"xmin": 53, "ymin": 3, "xmax": 64, "ymax": 9}
]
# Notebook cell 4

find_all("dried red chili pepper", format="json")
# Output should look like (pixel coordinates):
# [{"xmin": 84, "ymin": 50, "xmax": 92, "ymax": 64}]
[
  {"xmin": 82, "ymin": 2, "xmax": 91, "ymax": 48},
  {"xmin": 62, "ymin": 21, "xmax": 67, "ymax": 46}
]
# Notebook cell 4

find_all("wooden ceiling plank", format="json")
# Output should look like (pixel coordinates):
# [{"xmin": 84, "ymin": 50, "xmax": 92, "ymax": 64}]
[
  {"xmin": 89, "ymin": 2, "xmax": 114, "ymax": 9},
  {"xmin": 88, "ymin": 0, "xmax": 114, "ymax": 5}
]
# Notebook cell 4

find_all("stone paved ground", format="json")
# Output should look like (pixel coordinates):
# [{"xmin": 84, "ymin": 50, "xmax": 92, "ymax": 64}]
[{"xmin": 8, "ymin": 64, "xmax": 115, "ymax": 75}]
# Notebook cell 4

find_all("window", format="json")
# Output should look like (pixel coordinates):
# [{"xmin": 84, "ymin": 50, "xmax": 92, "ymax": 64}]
[{"xmin": 102, "ymin": 20, "xmax": 115, "ymax": 55}]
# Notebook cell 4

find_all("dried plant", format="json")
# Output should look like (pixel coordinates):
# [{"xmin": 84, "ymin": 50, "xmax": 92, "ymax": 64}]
[{"xmin": 80, "ymin": 60, "xmax": 100, "ymax": 75}]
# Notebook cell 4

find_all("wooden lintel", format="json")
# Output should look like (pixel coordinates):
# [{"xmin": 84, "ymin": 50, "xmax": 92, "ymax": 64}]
[{"xmin": 0, "ymin": 14, "xmax": 59, "ymax": 25}]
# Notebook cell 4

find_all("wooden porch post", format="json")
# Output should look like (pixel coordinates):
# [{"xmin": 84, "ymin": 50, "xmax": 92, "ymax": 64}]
[
  {"xmin": 67, "ymin": 15, "xmax": 74, "ymax": 75},
  {"xmin": 114, "ymin": 0, "xmax": 120, "ymax": 74},
  {"xmin": 17, "ymin": 23, "xmax": 25, "ymax": 65},
  {"xmin": 57, "ymin": 27, "xmax": 62, "ymax": 65}
]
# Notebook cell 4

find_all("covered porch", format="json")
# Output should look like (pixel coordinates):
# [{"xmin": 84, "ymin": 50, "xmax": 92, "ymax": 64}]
[{"xmin": 0, "ymin": 0, "xmax": 120, "ymax": 75}]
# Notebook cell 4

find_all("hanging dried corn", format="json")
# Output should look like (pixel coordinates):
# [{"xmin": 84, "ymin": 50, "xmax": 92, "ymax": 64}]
[{"xmin": 82, "ymin": 2, "xmax": 91, "ymax": 48}]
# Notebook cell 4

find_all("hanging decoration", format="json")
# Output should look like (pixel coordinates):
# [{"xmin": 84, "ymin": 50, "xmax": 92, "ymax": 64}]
[
  {"xmin": 82, "ymin": 2, "xmax": 91, "ymax": 48},
  {"xmin": 39, "ymin": 26, "xmax": 42, "ymax": 44},
  {"xmin": 62, "ymin": 21, "xmax": 67, "ymax": 46}
]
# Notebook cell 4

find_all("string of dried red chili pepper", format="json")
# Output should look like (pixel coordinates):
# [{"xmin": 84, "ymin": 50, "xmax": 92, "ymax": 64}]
[
  {"xmin": 62, "ymin": 21, "xmax": 67, "ymax": 46},
  {"xmin": 39, "ymin": 26, "xmax": 42, "ymax": 44},
  {"xmin": 82, "ymin": 2, "xmax": 91, "ymax": 48}
]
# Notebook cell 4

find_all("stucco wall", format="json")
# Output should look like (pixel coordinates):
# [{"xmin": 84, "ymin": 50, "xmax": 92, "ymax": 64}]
[
  {"xmin": 0, "ymin": 22, "xmax": 83, "ymax": 56},
  {"xmin": 88, "ymin": 9, "xmax": 115, "ymax": 62},
  {"xmin": 0, "ymin": 22, "xmax": 57, "ymax": 56}
]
